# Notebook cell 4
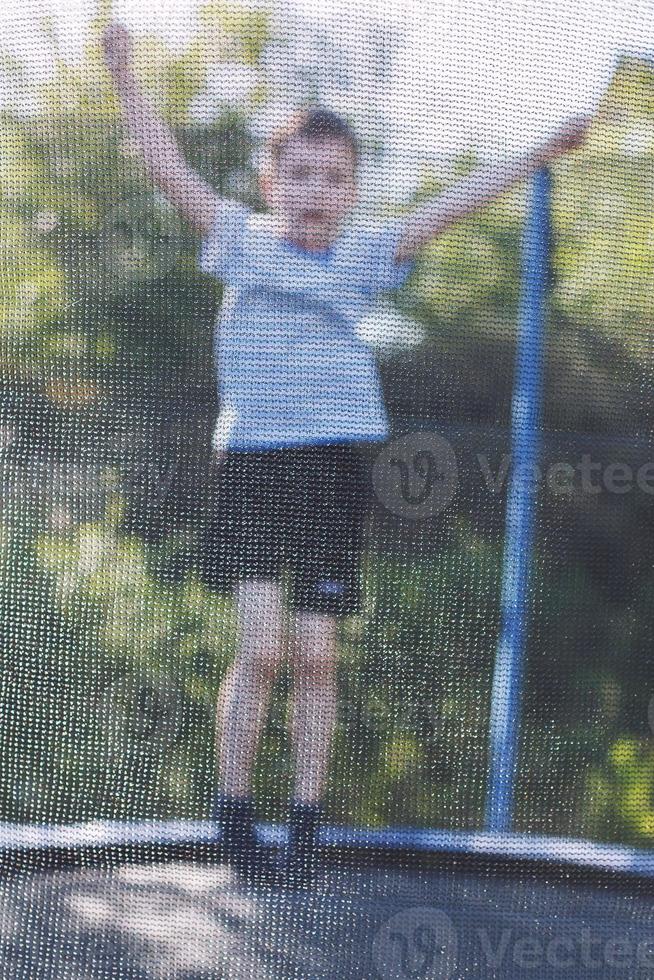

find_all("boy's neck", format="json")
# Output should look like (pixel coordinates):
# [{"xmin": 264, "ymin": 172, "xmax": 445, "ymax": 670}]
[
  {"xmin": 284, "ymin": 235, "xmax": 332, "ymax": 256},
  {"xmin": 272, "ymin": 215, "xmax": 337, "ymax": 255}
]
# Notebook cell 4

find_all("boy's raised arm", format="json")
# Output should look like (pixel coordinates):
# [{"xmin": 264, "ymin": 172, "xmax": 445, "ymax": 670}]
[
  {"xmin": 102, "ymin": 22, "xmax": 225, "ymax": 236},
  {"xmin": 394, "ymin": 115, "xmax": 592, "ymax": 262}
]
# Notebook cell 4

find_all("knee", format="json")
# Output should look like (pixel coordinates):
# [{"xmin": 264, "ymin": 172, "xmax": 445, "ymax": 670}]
[
  {"xmin": 236, "ymin": 630, "xmax": 285, "ymax": 680},
  {"xmin": 233, "ymin": 579, "xmax": 286, "ymax": 680},
  {"xmin": 290, "ymin": 613, "xmax": 336, "ymax": 685},
  {"xmin": 290, "ymin": 627, "xmax": 338, "ymax": 684},
  {"xmin": 290, "ymin": 651, "xmax": 336, "ymax": 685}
]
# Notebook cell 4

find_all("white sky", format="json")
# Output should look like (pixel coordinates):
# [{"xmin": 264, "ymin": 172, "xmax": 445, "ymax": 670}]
[{"xmin": 2, "ymin": 0, "xmax": 653, "ymax": 162}]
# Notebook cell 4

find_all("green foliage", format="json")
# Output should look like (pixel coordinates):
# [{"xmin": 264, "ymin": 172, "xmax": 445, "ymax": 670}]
[
  {"xmin": 0, "ymin": 5, "xmax": 256, "ymax": 398},
  {"xmin": 588, "ymin": 738, "xmax": 654, "ymax": 845},
  {"xmin": 22, "ymin": 483, "xmax": 237, "ymax": 822},
  {"xmin": 329, "ymin": 528, "xmax": 500, "ymax": 828},
  {"xmin": 0, "ymin": 455, "xmax": 651, "ymax": 842},
  {"xmin": 404, "ymin": 58, "xmax": 654, "ymax": 436},
  {"xmin": 0, "ymin": 7, "xmax": 653, "ymax": 848}
]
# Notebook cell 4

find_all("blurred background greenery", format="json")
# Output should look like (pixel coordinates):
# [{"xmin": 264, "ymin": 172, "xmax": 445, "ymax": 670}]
[{"xmin": 1, "ymin": 1, "xmax": 654, "ymax": 846}]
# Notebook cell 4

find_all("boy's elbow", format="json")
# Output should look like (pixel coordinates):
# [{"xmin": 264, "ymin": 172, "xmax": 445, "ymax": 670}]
[{"xmin": 396, "ymin": 221, "xmax": 447, "ymax": 260}]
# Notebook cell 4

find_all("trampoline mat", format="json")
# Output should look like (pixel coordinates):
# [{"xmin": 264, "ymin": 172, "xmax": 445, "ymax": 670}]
[{"xmin": 2, "ymin": 860, "xmax": 654, "ymax": 979}]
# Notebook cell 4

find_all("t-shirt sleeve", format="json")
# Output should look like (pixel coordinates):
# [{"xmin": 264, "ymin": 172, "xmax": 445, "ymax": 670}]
[
  {"xmin": 198, "ymin": 200, "xmax": 251, "ymax": 280},
  {"xmin": 355, "ymin": 219, "xmax": 415, "ymax": 295}
]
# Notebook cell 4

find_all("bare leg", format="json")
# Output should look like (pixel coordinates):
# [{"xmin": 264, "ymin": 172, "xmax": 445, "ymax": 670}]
[
  {"xmin": 288, "ymin": 610, "xmax": 339, "ymax": 804},
  {"xmin": 215, "ymin": 578, "xmax": 286, "ymax": 797}
]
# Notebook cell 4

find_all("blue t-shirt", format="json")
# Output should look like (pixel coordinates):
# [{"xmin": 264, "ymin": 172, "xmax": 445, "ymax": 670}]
[{"xmin": 199, "ymin": 202, "xmax": 414, "ymax": 451}]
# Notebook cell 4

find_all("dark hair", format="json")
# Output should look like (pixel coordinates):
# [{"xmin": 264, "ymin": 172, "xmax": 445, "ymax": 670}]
[{"xmin": 265, "ymin": 106, "xmax": 360, "ymax": 167}]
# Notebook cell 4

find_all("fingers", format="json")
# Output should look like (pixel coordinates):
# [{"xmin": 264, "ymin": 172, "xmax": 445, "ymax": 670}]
[
  {"xmin": 547, "ymin": 114, "xmax": 591, "ymax": 159},
  {"xmin": 102, "ymin": 22, "xmax": 133, "ymax": 74},
  {"xmin": 569, "ymin": 116, "xmax": 591, "ymax": 142}
]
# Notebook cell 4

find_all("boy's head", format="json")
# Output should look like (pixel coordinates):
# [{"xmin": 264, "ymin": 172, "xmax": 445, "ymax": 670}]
[{"xmin": 260, "ymin": 106, "xmax": 359, "ymax": 251}]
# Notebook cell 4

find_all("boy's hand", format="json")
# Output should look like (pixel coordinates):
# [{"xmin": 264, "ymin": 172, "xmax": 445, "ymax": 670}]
[
  {"xmin": 102, "ymin": 22, "xmax": 134, "ymax": 80},
  {"xmin": 542, "ymin": 114, "xmax": 592, "ymax": 161},
  {"xmin": 100, "ymin": 18, "xmax": 226, "ymax": 234}
]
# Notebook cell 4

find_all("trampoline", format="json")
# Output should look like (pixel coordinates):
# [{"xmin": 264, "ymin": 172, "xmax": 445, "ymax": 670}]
[
  {"xmin": 3, "ymin": 822, "xmax": 654, "ymax": 978},
  {"xmin": 2, "ymin": 2, "xmax": 654, "ymax": 979}
]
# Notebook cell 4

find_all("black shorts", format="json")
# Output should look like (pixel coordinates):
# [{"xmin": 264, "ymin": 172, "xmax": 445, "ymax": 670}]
[{"xmin": 196, "ymin": 441, "xmax": 370, "ymax": 615}]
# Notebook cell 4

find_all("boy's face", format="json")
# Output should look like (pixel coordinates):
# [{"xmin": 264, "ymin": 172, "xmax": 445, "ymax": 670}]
[{"xmin": 261, "ymin": 135, "xmax": 358, "ymax": 251}]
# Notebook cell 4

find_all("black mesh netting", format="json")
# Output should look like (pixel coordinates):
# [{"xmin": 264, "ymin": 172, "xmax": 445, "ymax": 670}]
[{"xmin": 1, "ymin": 3, "xmax": 654, "ymax": 978}]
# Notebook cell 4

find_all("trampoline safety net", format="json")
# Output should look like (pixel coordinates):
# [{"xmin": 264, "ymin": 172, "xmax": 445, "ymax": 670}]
[{"xmin": 1, "ymin": 2, "xmax": 654, "ymax": 978}]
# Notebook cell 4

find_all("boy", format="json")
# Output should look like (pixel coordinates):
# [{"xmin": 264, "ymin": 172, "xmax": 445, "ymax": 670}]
[{"xmin": 102, "ymin": 22, "xmax": 589, "ymax": 888}]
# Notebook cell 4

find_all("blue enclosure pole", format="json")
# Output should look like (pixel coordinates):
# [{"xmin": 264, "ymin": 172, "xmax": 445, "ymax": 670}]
[{"xmin": 485, "ymin": 167, "xmax": 552, "ymax": 834}]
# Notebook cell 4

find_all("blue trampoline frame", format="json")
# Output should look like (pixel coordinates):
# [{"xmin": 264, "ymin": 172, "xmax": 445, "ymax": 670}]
[{"xmin": 486, "ymin": 167, "xmax": 551, "ymax": 833}]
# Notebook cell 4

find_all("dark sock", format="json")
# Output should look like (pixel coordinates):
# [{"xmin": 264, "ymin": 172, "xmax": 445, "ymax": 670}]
[
  {"xmin": 212, "ymin": 792, "xmax": 258, "ymax": 855},
  {"xmin": 288, "ymin": 799, "xmax": 323, "ymax": 843},
  {"xmin": 212, "ymin": 792, "xmax": 278, "ymax": 884},
  {"xmin": 284, "ymin": 799, "xmax": 324, "ymax": 885}
]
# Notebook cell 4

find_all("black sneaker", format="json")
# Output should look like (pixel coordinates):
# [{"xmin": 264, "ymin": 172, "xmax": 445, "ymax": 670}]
[
  {"xmin": 279, "ymin": 799, "xmax": 324, "ymax": 889},
  {"xmin": 212, "ymin": 792, "xmax": 280, "ymax": 886}
]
